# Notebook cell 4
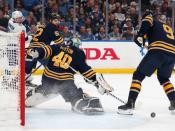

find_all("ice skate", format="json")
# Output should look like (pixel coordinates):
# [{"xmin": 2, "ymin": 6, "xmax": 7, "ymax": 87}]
[
  {"xmin": 118, "ymin": 100, "xmax": 135, "ymax": 115},
  {"xmin": 169, "ymin": 100, "xmax": 175, "ymax": 114}
]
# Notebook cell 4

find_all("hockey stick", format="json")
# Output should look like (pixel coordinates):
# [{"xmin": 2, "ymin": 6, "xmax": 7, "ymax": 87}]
[
  {"xmin": 25, "ymin": 63, "xmax": 42, "ymax": 81},
  {"xmin": 65, "ymin": 63, "xmax": 126, "ymax": 104}
]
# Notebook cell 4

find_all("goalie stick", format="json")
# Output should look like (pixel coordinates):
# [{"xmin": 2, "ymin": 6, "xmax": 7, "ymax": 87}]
[{"xmin": 64, "ymin": 63, "xmax": 126, "ymax": 104}]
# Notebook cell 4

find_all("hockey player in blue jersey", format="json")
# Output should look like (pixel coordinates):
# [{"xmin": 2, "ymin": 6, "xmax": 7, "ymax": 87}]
[
  {"xmin": 25, "ymin": 13, "xmax": 64, "ymax": 85},
  {"xmin": 118, "ymin": 10, "xmax": 175, "ymax": 115}
]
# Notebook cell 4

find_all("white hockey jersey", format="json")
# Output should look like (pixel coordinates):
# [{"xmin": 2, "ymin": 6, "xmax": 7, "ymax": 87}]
[{"xmin": 8, "ymin": 18, "xmax": 27, "ymax": 38}]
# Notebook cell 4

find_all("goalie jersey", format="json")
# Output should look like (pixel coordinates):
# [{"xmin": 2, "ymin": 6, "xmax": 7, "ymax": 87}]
[
  {"xmin": 31, "ymin": 23, "xmax": 64, "ymax": 45},
  {"xmin": 139, "ymin": 15, "xmax": 175, "ymax": 55},
  {"xmin": 28, "ymin": 43, "xmax": 96, "ymax": 81}
]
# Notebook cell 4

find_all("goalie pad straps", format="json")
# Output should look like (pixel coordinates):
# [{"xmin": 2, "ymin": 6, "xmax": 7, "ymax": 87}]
[{"xmin": 96, "ymin": 73, "xmax": 114, "ymax": 94}]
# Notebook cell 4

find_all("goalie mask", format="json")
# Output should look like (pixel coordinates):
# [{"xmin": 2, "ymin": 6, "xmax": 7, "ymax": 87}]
[{"xmin": 64, "ymin": 38, "xmax": 82, "ymax": 48}]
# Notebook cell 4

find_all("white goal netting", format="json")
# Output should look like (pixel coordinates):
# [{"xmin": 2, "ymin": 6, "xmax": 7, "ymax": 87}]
[{"xmin": 0, "ymin": 31, "xmax": 25, "ymax": 126}]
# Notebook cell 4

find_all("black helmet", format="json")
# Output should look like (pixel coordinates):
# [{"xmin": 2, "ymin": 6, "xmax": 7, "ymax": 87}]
[
  {"xmin": 142, "ymin": 9, "xmax": 153, "ymax": 19},
  {"xmin": 48, "ymin": 13, "xmax": 61, "ymax": 20}
]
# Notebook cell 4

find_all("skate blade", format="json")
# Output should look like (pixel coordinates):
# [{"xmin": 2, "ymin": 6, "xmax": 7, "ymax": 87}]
[{"xmin": 117, "ymin": 109, "xmax": 133, "ymax": 115}]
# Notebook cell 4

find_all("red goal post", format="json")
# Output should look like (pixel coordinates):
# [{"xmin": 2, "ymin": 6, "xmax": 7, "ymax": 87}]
[{"xmin": 0, "ymin": 31, "xmax": 25, "ymax": 126}]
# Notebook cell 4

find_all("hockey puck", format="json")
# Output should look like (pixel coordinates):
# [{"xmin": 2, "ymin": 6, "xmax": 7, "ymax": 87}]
[{"xmin": 150, "ymin": 112, "xmax": 156, "ymax": 118}]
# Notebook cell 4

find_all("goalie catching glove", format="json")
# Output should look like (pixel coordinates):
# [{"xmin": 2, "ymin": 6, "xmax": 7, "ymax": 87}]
[
  {"xmin": 26, "ymin": 48, "xmax": 39, "ymax": 59},
  {"xmin": 94, "ymin": 73, "xmax": 114, "ymax": 95}
]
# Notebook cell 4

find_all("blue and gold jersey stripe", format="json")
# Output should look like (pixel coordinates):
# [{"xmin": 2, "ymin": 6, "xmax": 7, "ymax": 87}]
[
  {"xmin": 29, "ymin": 42, "xmax": 52, "ymax": 58},
  {"xmin": 82, "ymin": 69, "xmax": 96, "ymax": 79},
  {"xmin": 149, "ymin": 41, "xmax": 175, "ymax": 55},
  {"xmin": 43, "ymin": 67, "xmax": 74, "ymax": 80},
  {"xmin": 142, "ymin": 15, "xmax": 153, "ymax": 26},
  {"xmin": 54, "ymin": 37, "xmax": 64, "ymax": 44},
  {"xmin": 162, "ymin": 81, "xmax": 174, "ymax": 95},
  {"xmin": 130, "ymin": 80, "xmax": 141, "ymax": 93}
]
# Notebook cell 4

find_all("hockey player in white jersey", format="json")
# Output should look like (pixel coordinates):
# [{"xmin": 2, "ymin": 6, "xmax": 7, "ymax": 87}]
[
  {"xmin": 8, "ymin": 11, "xmax": 34, "ymax": 85},
  {"xmin": 8, "ymin": 10, "xmax": 27, "ymax": 39}
]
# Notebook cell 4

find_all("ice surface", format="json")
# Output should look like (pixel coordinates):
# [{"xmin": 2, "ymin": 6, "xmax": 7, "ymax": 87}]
[{"xmin": 1, "ymin": 74, "xmax": 175, "ymax": 131}]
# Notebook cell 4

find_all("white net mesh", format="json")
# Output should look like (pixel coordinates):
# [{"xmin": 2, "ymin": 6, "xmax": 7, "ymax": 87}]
[{"xmin": 0, "ymin": 31, "xmax": 23, "ymax": 126}]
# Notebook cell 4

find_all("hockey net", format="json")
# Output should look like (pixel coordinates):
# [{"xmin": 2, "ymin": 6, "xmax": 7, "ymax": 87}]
[{"xmin": 0, "ymin": 31, "xmax": 25, "ymax": 126}]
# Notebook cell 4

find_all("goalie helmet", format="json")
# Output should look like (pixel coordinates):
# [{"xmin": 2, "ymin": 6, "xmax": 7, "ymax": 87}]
[{"xmin": 65, "ymin": 38, "xmax": 82, "ymax": 48}]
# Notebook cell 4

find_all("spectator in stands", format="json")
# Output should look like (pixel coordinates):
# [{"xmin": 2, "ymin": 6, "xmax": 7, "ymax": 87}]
[
  {"xmin": 14, "ymin": 0, "xmax": 28, "ymax": 17},
  {"xmin": 84, "ymin": 17, "xmax": 94, "ymax": 32},
  {"xmin": 4, "ymin": 4, "xmax": 11, "ymax": 19},
  {"xmin": 28, "ymin": 24, "xmax": 37, "ymax": 36},
  {"xmin": 45, "ymin": 0, "xmax": 60, "ymax": 20},
  {"xmin": 95, "ymin": 26, "xmax": 108, "ymax": 40},
  {"xmin": 130, "ymin": 1, "xmax": 138, "ymax": 12},
  {"xmin": 86, "ymin": 27, "xmax": 95, "ymax": 40},
  {"xmin": 0, "ymin": 0, "xmax": 6, "ymax": 9},
  {"xmin": 122, "ymin": 17, "xmax": 134, "ymax": 33},
  {"xmin": 128, "ymin": 7, "xmax": 138, "ymax": 28},
  {"xmin": 161, "ymin": 1, "xmax": 172, "ymax": 18},
  {"xmin": 91, "ymin": 11, "xmax": 104, "ymax": 34},
  {"xmin": 108, "ymin": 13, "xmax": 119, "ymax": 33},
  {"xmin": 22, "ymin": 0, "xmax": 40, "ymax": 11},
  {"xmin": 114, "ymin": 4, "xmax": 125, "ymax": 24},
  {"xmin": 122, "ymin": 16, "xmax": 135, "ymax": 41},
  {"xmin": 78, "ymin": 2, "xmax": 85, "ymax": 15},
  {"xmin": 26, "ymin": 11, "xmax": 37, "ymax": 26},
  {"xmin": 84, "ymin": 0, "xmax": 95, "ymax": 15},
  {"xmin": 109, "ymin": 0, "xmax": 116, "ymax": 13},
  {"xmin": 78, "ymin": 25, "xmax": 89, "ymax": 40},
  {"xmin": 0, "ymin": 8, "xmax": 8, "ymax": 32},
  {"xmin": 153, "ymin": 3, "xmax": 161, "ymax": 15},
  {"xmin": 61, "ymin": 25, "xmax": 73, "ymax": 41},
  {"xmin": 122, "ymin": 26, "xmax": 134, "ymax": 40},
  {"xmin": 77, "ymin": 14, "xmax": 86, "ymax": 29},
  {"xmin": 108, "ymin": 25, "xmax": 122, "ymax": 40},
  {"xmin": 59, "ymin": 0, "xmax": 70, "ymax": 17}
]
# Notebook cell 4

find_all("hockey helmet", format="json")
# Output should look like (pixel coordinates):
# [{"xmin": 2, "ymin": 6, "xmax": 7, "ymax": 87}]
[
  {"xmin": 159, "ymin": 14, "xmax": 167, "ymax": 23},
  {"xmin": 48, "ymin": 13, "xmax": 61, "ymax": 20},
  {"xmin": 142, "ymin": 9, "xmax": 153, "ymax": 19},
  {"xmin": 12, "ymin": 11, "xmax": 23, "ymax": 19}
]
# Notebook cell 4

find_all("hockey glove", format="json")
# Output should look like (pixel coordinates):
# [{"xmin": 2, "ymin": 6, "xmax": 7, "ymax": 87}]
[
  {"xmin": 27, "ymin": 49, "xmax": 39, "ymax": 59},
  {"xmin": 134, "ymin": 34, "xmax": 145, "ymax": 47},
  {"xmin": 95, "ymin": 73, "xmax": 114, "ymax": 95}
]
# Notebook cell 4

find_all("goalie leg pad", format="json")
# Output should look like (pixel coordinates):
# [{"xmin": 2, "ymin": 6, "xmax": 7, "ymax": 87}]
[{"xmin": 25, "ymin": 85, "xmax": 57, "ymax": 107}]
